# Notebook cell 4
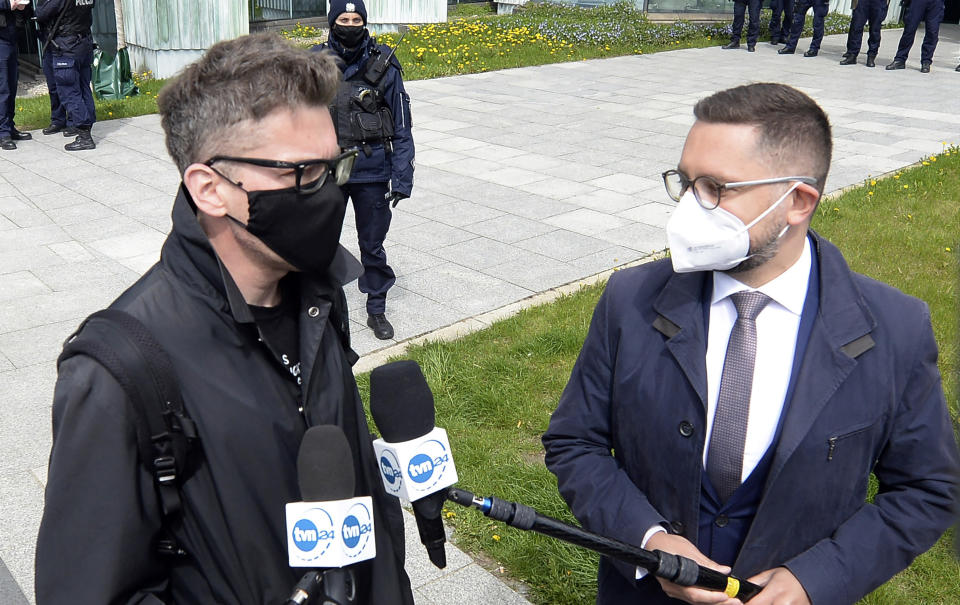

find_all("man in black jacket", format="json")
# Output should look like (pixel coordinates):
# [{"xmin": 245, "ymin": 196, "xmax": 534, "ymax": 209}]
[{"xmin": 35, "ymin": 33, "xmax": 414, "ymax": 604}]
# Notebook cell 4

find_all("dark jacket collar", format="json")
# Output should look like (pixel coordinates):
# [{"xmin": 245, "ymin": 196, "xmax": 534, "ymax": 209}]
[{"xmin": 160, "ymin": 184, "xmax": 362, "ymax": 324}]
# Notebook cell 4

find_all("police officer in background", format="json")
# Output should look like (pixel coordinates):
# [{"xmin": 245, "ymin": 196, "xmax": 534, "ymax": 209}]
[
  {"xmin": 722, "ymin": 0, "xmax": 762, "ymax": 52},
  {"xmin": 36, "ymin": 0, "xmax": 96, "ymax": 150},
  {"xmin": 312, "ymin": 0, "xmax": 415, "ymax": 341},
  {"xmin": 886, "ymin": 0, "xmax": 943, "ymax": 72},
  {"xmin": 768, "ymin": 0, "xmax": 794, "ymax": 46},
  {"xmin": 840, "ymin": 0, "xmax": 888, "ymax": 67},
  {"xmin": 37, "ymin": 3, "xmax": 71, "ymax": 138},
  {"xmin": 779, "ymin": 0, "xmax": 828, "ymax": 56},
  {"xmin": 0, "ymin": 0, "xmax": 33, "ymax": 150}
]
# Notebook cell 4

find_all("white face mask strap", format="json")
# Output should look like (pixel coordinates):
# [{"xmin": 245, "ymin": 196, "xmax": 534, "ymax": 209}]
[{"xmin": 741, "ymin": 181, "xmax": 801, "ymax": 232}]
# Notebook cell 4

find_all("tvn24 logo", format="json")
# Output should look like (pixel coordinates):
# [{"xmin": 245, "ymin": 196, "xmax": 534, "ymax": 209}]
[{"xmin": 406, "ymin": 439, "xmax": 450, "ymax": 488}]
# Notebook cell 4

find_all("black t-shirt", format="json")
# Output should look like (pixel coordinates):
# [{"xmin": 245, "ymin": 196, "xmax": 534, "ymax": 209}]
[{"xmin": 250, "ymin": 289, "xmax": 302, "ymax": 387}]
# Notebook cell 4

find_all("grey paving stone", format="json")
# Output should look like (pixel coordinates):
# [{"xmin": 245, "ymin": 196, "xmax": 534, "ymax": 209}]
[
  {"xmin": 88, "ymin": 230, "xmax": 167, "ymax": 261},
  {"xmin": 543, "ymin": 208, "xmax": 632, "ymax": 236},
  {"xmin": 433, "ymin": 237, "xmax": 521, "ymax": 269},
  {"xmin": 0, "ymin": 552, "xmax": 28, "ymax": 605},
  {"xmin": 486, "ymin": 253, "xmax": 586, "ymax": 292},
  {"xmin": 513, "ymin": 229, "xmax": 613, "ymax": 262},
  {"xmin": 416, "ymin": 563, "xmax": 532, "ymax": 604},
  {"xmin": 0, "ymin": 246, "xmax": 66, "ymax": 275},
  {"xmin": 573, "ymin": 189, "xmax": 648, "ymax": 213},
  {"xmin": 384, "ymin": 243, "xmax": 445, "ymax": 278},
  {"xmin": 416, "ymin": 148, "xmax": 467, "ymax": 167},
  {"xmin": 0, "ymin": 271, "xmax": 51, "ymax": 303},
  {"xmin": 595, "ymin": 222, "xmax": 669, "ymax": 255},
  {"xmin": 0, "ymin": 285, "xmax": 119, "ymax": 334},
  {"xmin": 0, "ymin": 319, "xmax": 82, "ymax": 369},
  {"xmin": 617, "ymin": 201, "xmax": 676, "ymax": 229},
  {"xmin": 30, "ymin": 260, "xmax": 136, "ymax": 293},
  {"xmin": 388, "ymin": 221, "xmax": 478, "ymax": 251},
  {"xmin": 45, "ymin": 200, "xmax": 121, "ymax": 226},
  {"xmin": 412, "ymin": 199, "xmax": 505, "ymax": 228},
  {"xmin": 463, "ymin": 214, "xmax": 557, "ymax": 244},
  {"xmin": 515, "ymin": 177, "xmax": 597, "ymax": 200},
  {"xmin": 477, "ymin": 166, "xmax": 550, "ymax": 188}
]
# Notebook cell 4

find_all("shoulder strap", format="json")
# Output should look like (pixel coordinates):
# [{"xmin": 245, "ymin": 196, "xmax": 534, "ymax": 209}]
[{"xmin": 58, "ymin": 309, "xmax": 198, "ymax": 550}]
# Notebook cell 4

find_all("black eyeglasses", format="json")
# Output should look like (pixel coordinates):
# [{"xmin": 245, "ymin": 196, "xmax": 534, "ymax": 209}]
[
  {"xmin": 662, "ymin": 169, "xmax": 817, "ymax": 209},
  {"xmin": 205, "ymin": 148, "xmax": 359, "ymax": 194}
]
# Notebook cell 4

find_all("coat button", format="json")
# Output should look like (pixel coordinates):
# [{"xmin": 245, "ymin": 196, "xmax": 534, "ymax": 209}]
[
  {"xmin": 670, "ymin": 521, "xmax": 684, "ymax": 534},
  {"xmin": 715, "ymin": 515, "xmax": 729, "ymax": 528},
  {"xmin": 678, "ymin": 421, "xmax": 694, "ymax": 437},
  {"xmin": 307, "ymin": 306, "xmax": 320, "ymax": 318}
]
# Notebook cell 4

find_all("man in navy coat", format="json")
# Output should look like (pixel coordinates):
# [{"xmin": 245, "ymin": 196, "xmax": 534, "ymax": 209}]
[{"xmin": 542, "ymin": 83, "xmax": 959, "ymax": 605}]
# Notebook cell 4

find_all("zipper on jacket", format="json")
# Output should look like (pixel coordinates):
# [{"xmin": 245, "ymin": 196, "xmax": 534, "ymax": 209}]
[{"xmin": 827, "ymin": 437, "xmax": 837, "ymax": 461}]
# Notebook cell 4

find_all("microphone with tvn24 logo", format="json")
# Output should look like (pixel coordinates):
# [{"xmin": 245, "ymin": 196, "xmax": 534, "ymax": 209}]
[
  {"xmin": 284, "ymin": 425, "xmax": 376, "ymax": 605},
  {"xmin": 369, "ymin": 360, "xmax": 458, "ymax": 569}
]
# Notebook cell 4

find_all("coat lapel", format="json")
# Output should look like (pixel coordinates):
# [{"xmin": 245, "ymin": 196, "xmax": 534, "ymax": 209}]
[{"xmin": 652, "ymin": 270, "xmax": 710, "ymax": 408}]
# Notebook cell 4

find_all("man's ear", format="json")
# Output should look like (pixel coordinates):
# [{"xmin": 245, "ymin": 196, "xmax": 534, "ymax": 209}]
[
  {"xmin": 787, "ymin": 182, "xmax": 820, "ymax": 226},
  {"xmin": 184, "ymin": 163, "xmax": 228, "ymax": 218}
]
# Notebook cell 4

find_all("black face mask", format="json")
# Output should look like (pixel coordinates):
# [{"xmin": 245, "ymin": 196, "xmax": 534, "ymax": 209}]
[
  {"xmin": 229, "ymin": 179, "xmax": 347, "ymax": 277},
  {"xmin": 332, "ymin": 24, "xmax": 366, "ymax": 48}
]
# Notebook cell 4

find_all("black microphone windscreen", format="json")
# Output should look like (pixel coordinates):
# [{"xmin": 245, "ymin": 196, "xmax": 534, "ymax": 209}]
[
  {"xmin": 369, "ymin": 360, "xmax": 435, "ymax": 443},
  {"xmin": 297, "ymin": 425, "xmax": 356, "ymax": 502}
]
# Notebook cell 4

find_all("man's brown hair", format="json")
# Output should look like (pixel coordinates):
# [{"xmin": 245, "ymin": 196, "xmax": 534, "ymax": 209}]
[
  {"xmin": 158, "ymin": 33, "xmax": 341, "ymax": 173},
  {"xmin": 693, "ymin": 83, "xmax": 832, "ymax": 192}
]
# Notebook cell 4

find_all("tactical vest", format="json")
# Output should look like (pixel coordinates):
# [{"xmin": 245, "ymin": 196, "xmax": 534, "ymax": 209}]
[
  {"xmin": 57, "ymin": 0, "xmax": 95, "ymax": 37},
  {"xmin": 330, "ymin": 44, "xmax": 397, "ymax": 157}
]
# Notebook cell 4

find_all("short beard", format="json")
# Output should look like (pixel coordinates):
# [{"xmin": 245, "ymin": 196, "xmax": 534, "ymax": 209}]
[{"xmin": 727, "ymin": 219, "xmax": 786, "ymax": 275}]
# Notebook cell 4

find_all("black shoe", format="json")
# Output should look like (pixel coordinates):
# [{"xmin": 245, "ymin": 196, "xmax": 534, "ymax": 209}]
[
  {"xmin": 920, "ymin": 62, "xmax": 931, "ymax": 73},
  {"xmin": 747, "ymin": 45, "xmax": 755, "ymax": 52},
  {"xmin": 803, "ymin": 49, "xmax": 818, "ymax": 57},
  {"xmin": 778, "ymin": 47, "xmax": 796, "ymax": 55},
  {"xmin": 866, "ymin": 55, "xmax": 876, "ymax": 68},
  {"xmin": 62, "ymin": 127, "xmax": 79, "ymax": 137},
  {"xmin": 839, "ymin": 54, "xmax": 857, "ymax": 65},
  {"xmin": 0, "ymin": 137, "xmax": 15, "ymax": 150},
  {"xmin": 65, "ymin": 129, "xmax": 96, "ymax": 151},
  {"xmin": 955, "ymin": 63, "xmax": 959, "ymax": 72},
  {"xmin": 10, "ymin": 128, "xmax": 32, "ymax": 141},
  {"xmin": 885, "ymin": 59, "xmax": 905, "ymax": 70},
  {"xmin": 42, "ymin": 123, "xmax": 67, "ymax": 135},
  {"xmin": 367, "ymin": 313, "xmax": 394, "ymax": 340},
  {"xmin": 722, "ymin": 41, "xmax": 740, "ymax": 49}
]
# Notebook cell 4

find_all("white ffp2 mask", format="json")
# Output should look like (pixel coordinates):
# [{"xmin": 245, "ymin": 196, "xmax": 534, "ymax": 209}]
[{"xmin": 665, "ymin": 183, "xmax": 798, "ymax": 273}]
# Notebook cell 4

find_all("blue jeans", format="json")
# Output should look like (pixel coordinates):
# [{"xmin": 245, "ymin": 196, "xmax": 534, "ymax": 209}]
[{"xmin": 52, "ymin": 35, "xmax": 96, "ymax": 128}]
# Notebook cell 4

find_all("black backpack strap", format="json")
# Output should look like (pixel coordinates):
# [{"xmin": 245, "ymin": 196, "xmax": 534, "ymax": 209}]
[{"xmin": 57, "ymin": 309, "xmax": 197, "ymax": 555}]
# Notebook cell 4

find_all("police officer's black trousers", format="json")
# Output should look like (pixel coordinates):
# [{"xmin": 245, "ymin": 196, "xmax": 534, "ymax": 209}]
[
  {"xmin": 42, "ymin": 48, "xmax": 67, "ymax": 127},
  {"xmin": 0, "ymin": 36, "xmax": 18, "ymax": 137},
  {"xmin": 769, "ymin": 0, "xmax": 795, "ymax": 42},
  {"xmin": 894, "ymin": 0, "xmax": 944, "ymax": 63},
  {"xmin": 343, "ymin": 182, "xmax": 396, "ymax": 315},
  {"xmin": 846, "ymin": 0, "xmax": 886, "ymax": 57},
  {"xmin": 731, "ymin": 0, "xmax": 762, "ymax": 46},
  {"xmin": 785, "ymin": 0, "xmax": 828, "ymax": 51},
  {"xmin": 52, "ymin": 35, "xmax": 96, "ymax": 128}
]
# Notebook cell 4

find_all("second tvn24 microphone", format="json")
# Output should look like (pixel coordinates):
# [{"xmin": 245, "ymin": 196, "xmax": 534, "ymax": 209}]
[{"xmin": 369, "ymin": 360, "xmax": 458, "ymax": 569}]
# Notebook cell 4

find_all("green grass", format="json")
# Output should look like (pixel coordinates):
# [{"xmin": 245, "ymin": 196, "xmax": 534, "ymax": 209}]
[
  {"xmin": 358, "ymin": 147, "xmax": 960, "ymax": 604},
  {"xmin": 14, "ymin": 2, "xmax": 854, "ymax": 129}
]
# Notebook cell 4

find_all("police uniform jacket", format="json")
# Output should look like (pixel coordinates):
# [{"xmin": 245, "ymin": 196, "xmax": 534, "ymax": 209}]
[
  {"xmin": 35, "ymin": 186, "xmax": 415, "ymax": 605},
  {"xmin": 542, "ymin": 231, "xmax": 960, "ymax": 604},
  {"xmin": 316, "ymin": 35, "xmax": 415, "ymax": 197},
  {"xmin": 35, "ymin": 0, "xmax": 94, "ymax": 51}
]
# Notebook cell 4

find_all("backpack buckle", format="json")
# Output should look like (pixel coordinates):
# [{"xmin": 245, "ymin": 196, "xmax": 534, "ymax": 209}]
[{"xmin": 154, "ymin": 455, "xmax": 177, "ymax": 484}]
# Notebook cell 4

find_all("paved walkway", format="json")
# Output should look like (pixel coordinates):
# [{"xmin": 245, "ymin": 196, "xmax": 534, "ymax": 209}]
[{"xmin": 1, "ymin": 27, "xmax": 959, "ymax": 603}]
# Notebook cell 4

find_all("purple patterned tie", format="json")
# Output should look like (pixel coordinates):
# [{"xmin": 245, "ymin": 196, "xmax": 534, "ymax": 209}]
[{"xmin": 707, "ymin": 291, "xmax": 771, "ymax": 503}]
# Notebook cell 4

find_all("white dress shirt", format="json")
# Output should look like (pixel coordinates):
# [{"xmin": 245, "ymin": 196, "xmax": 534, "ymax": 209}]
[{"xmin": 637, "ymin": 237, "xmax": 812, "ymax": 575}]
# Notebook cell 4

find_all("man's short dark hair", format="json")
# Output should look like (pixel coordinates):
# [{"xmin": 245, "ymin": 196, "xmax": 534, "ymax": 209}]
[
  {"xmin": 158, "ymin": 33, "xmax": 341, "ymax": 173},
  {"xmin": 693, "ymin": 83, "xmax": 832, "ymax": 192}
]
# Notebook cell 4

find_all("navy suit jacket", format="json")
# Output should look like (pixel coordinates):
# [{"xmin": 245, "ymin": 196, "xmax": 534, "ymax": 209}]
[{"xmin": 542, "ymin": 232, "xmax": 959, "ymax": 604}]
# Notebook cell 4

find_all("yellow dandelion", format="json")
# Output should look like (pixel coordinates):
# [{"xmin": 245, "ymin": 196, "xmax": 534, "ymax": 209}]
[
  {"xmin": 930, "ymin": 156, "xmax": 937, "ymax": 162},
  {"xmin": 903, "ymin": 184, "xmax": 908, "ymax": 189},
  {"xmin": 492, "ymin": 534, "xmax": 501, "ymax": 542},
  {"xmin": 868, "ymin": 191, "xmax": 874, "ymax": 196},
  {"xmin": 870, "ymin": 180, "xmax": 876, "ymax": 186},
  {"xmin": 947, "ymin": 247, "xmax": 952, "ymax": 252}
]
